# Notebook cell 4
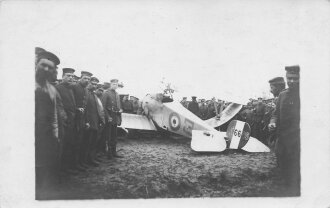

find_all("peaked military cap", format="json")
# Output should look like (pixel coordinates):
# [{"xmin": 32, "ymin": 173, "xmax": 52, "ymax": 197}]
[
  {"xmin": 81, "ymin": 71, "xmax": 93, "ymax": 77},
  {"xmin": 37, "ymin": 51, "xmax": 60, "ymax": 65},
  {"xmin": 62, "ymin": 68, "xmax": 75, "ymax": 75},
  {"xmin": 35, "ymin": 47, "xmax": 46, "ymax": 55},
  {"xmin": 110, "ymin": 79, "xmax": 119, "ymax": 83},
  {"xmin": 90, "ymin": 77, "xmax": 99, "ymax": 83},
  {"xmin": 285, "ymin": 65, "xmax": 300, "ymax": 76},
  {"xmin": 192, "ymin": 96, "xmax": 197, "ymax": 99},
  {"xmin": 269, "ymin": 77, "xmax": 285, "ymax": 84}
]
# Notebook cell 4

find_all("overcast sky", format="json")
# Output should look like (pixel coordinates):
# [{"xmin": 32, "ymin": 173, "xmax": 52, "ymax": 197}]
[{"xmin": 1, "ymin": 0, "xmax": 330, "ymax": 103}]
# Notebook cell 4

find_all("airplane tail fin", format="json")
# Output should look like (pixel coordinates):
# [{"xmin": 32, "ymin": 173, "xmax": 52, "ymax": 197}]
[
  {"xmin": 191, "ymin": 130, "xmax": 227, "ymax": 152},
  {"xmin": 226, "ymin": 120, "xmax": 270, "ymax": 152}
]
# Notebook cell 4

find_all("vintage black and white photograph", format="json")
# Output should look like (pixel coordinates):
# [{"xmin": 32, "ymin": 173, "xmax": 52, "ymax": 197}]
[{"xmin": 1, "ymin": 0, "xmax": 330, "ymax": 207}]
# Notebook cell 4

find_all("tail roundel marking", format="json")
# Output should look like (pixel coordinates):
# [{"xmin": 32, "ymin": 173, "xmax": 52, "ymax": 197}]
[{"xmin": 169, "ymin": 112, "xmax": 181, "ymax": 131}]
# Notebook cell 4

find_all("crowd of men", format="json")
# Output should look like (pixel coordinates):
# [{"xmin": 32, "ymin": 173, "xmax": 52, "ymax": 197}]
[
  {"xmin": 35, "ymin": 46, "xmax": 300, "ymax": 197},
  {"xmin": 35, "ymin": 47, "xmax": 126, "ymax": 198},
  {"xmin": 181, "ymin": 65, "xmax": 300, "ymax": 195}
]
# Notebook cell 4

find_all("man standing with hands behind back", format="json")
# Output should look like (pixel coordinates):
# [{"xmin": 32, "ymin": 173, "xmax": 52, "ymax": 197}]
[{"xmin": 269, "ymin": 65, "xmax": 300, "ymax": 196}]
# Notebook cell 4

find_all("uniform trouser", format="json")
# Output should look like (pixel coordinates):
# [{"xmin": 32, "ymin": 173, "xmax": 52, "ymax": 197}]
[
  {"xmin": 275, "ymin": 137, "xmax": 300, "ymax": 195},
  {"xmin": 82, "ymin": 129, "xmax": 98, "ymax": 163},
  {"xmin": 97, "ymin": 125, "xmax": 106, "ymax": 155},
  {"xmin": 107, "ymin": 123, "xmax": 118, "ymax": 156},
  {"xmin": 62, "ymin": 126, "xmax": 80, "ymax": 169}
]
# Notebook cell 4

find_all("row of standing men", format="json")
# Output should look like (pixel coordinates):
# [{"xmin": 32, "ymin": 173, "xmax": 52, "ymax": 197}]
[{"xmin": 35, "ymin": 47, "xmax": 124, "ymax": 198}]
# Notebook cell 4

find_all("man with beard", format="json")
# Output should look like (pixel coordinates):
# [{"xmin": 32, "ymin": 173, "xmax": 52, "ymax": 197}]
[
  {"xmin": 83, "ymin": 77, "xmax": 105, "ymax": 167},
  {"xmin": 35, "ymin": 50, "xmax": 61, "ymax": 199},
  {"xmin": 263, "ymin": 77, "xmax": 286, "ymax": 148},
  {"xmin": 102, "ymin": 79, "xmax": 123, "ymax": 159},
  {"xmin": 188, "ymin": 96, "xmax": 200, "ymax": 117},
  {"xmin": 269, "ymin": 65, "xmax": 300, "ymax": 195},
  {"xmin": 72, "ymin": 71, "xmax": 92, "ymax": 169},
  {"xmin": 55, "ymin": 68, "xmax": 80, "ymax": 174}
]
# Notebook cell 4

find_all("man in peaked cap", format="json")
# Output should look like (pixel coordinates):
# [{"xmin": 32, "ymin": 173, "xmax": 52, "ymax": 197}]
[
  {"xmin": 264, "ymin": 76, "xmax": 286, "ymax": 148},
  {"xmin": 188, "ymin": 96, "xmax": 200, "ymax": 117},
  {"xmin": 269, "ymin": 65, "xmax": 300, "ymax": 196},
  {"xmin": 35, "ymin": 48, "xmax": 64, "ymax": 197},
  {"xmin": 180, "ymin": 97, "xmax": 188, "ymax": 108},
  {"xmin": 82, "ymin": 76, "xmax": 105, "ymax": 167},
  {"xmin": 71, "ymin": 70, "xmax": 93, "ymax": 170},
  {"xmin": 102, "ymin": 78, "xmax": 123, "ymax": 159},
  {"xmin": 269, "ymin": 77, "xmax": 286, "ymax": 99},
  {"xmin": 55, "ymin": 68, "xmax": 79, "ymax": 174}
]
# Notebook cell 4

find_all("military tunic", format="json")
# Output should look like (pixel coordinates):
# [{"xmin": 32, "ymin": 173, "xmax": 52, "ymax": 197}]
[
  {"xmin": 270, "ymin": 88, "xmax": 300, "ymax": 192},
  {"xmin": 188, "ymin": 101, "xmax": 200, "ymax": 117}
]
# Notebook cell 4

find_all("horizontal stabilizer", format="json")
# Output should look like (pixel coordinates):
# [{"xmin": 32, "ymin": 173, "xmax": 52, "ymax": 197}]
[
  {"xmin": 191, "ymin": 130, "xmax": 226, "ymax": 152},
  {"xmin": 119, "ymin": 113, "xmax": 157, "ymax": 131},
  {"xmin": 205, "ymin": 103, "xmax": 243, "ymax": 128},
  {"xmin": 241, "ymin": 137, "xmax": 270, "ymax": 152}
]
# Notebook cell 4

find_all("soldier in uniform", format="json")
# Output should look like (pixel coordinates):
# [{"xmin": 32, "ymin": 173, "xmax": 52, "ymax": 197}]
[
  {"xmin": 263, "ymin": 77, "xmax": 286, "ymax": 148},
  {"xmin": 251, "ymin": 97, "xmax": 266, "ymax": 143},
  {"xmin": 199, "ymin": 99, "xmax": 208, "ymax": 120},
  {"xmin": 71, "ymin": 71, "xmax": 92, "ymax": 170},
  {"xmin": 83, "ymin": 77, "xmax": 105, "ymax": 167},
  {"xmin": 122, "ymin": 95, "xmax": 134, "ymax": 113},
  {"xmin": 180, "ymin": 97, "xmax": 189, "ymax": 108},
  {"xmin": 35, "ymin": 50, "xmax": 61, "ymax": 198},
  {"xmin": 55, "ymin": 68, "xmax": 80, "ymax": 173},
  {"xmin": 269, "ymin": 65, "xmax": 300, "ymax": 195},
  {"xmin": 188, "ymin": 96, "xmax": 200, "ymax": 117},
  {"xmin": 103, "ymin": 82, "xmax": 110, "ymax": 90},
  {"xmin": 131, "ymin": 96, "xmax": 140, "ymax": 114},
  {"xmin": 102, "ymin": 79, "xmax": 123, "ymax": 158}
]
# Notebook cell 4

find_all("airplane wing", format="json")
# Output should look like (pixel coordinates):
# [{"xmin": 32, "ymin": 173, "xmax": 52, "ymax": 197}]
[
  {"xmin": 205, "ymin": 103, "xmax": 243, "ymax": 128},
  {"xmin": 119, "ymin": 113, "xmax": 157, "ymax": 131}
]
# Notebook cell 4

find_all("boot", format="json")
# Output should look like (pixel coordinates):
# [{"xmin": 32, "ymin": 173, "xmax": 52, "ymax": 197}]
[{"xmin": 112, "ymin": 146, "xmax": 123, "ymax": 158}]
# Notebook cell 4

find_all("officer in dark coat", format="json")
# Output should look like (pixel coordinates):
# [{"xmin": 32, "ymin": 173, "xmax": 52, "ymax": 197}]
[
  {"xmin": 35, "ymin": 50, "xmax": 61, "ymax": 198},
  {"xmin": 188, "ymin": 96, "xmax": 200, "ymax": 117},
  {"xmin": 55, "ymin": 68, "xmax": 80, "ymax": 173},
  {"xmin": 269, "ymin": 65, "xmax": 300, "ymax": 195},
  {"xmin": 102, "ymin": 79, "xmax": 123, "ymax": 158},
  {"xmin": 71, "ymin": 71, "xmax": 92, "ymax": 169},
  {"xmin": 263, "ymin": 77, "xmax": 286, "ymax": 148}
]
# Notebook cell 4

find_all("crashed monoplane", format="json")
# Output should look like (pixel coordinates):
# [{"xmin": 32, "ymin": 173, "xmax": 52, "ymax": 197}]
[{"xmin": 119, "ymin": 93, "xmax": 270, "ymax": 153}]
